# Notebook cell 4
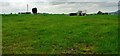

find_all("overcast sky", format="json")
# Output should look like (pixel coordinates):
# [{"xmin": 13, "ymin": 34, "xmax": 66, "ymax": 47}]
[{"xmin": 0, "ymin": 0, "xmax": 119, "ymax": 14}]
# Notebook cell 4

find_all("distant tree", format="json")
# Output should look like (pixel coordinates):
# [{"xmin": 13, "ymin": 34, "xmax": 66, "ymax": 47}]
[
  {"xmin": 118, "ymin": 10, "xmax": 120, "ymax": 14},
  {"xmin": 18, "ymin": 12, "xmax": 20, "ymax": 14},
  {"xmin": 69, "ymin": 13, "xmax": 77, "ymax": 16},
  {"xmin": 10, "ymin": 13, "xmax": 12, "ymax": 15},
  {"xmin": 97, "ymin": 11, "xmax": 103, "ymax": 14},
  {"xmin": 32, "ymin": 7, "xmax": 37, "ymax": 14}
]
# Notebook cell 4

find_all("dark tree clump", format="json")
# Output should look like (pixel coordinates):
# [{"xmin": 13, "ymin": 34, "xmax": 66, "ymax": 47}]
[
  {"xmin": 18, "ymin": 12, "xmax": 20, "ymax": 14},
  {"xmin": 32, "ymin": 7, "xmax": 37, "ymax": 14},
  {"xmin": 97, "ymin": 11, "xmax": 103, "ymax": 14}
]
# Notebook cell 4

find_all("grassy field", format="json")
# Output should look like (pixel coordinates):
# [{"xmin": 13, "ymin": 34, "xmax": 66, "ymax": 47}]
[{"xmin": 2, "ymin": 14, "xmax": 118, "ymax": 54}]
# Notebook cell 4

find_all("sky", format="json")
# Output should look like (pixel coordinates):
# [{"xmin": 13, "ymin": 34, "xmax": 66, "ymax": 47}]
[{"xmin": 0, "ymin": 0, "xmax": 119, "ymax": 14}]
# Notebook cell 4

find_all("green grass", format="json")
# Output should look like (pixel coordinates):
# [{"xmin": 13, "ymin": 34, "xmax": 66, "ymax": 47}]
[{"xmin": 2, "ymin": 14, "xmax": 118, "ymax": 54}]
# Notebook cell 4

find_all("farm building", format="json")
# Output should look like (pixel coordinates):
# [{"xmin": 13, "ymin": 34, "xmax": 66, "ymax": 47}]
[{"xmin": 69, "ymin": 10, "xmax": 87, "ymax": 16}]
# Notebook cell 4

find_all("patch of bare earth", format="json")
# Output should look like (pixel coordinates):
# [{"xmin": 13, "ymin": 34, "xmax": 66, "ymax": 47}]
[{"xmin": 61, "ymin": 42, "xmax": 95, "ymax": 54}]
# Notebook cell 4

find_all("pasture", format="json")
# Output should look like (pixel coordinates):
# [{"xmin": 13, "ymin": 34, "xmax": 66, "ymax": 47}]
[{"xmin": 2, "ymin": 14, "xmax": 118, "ymax": 54}]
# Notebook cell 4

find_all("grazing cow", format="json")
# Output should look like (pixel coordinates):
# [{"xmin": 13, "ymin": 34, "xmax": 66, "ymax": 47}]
[{"xmin": 69, "ymin": 13, "xmax": 77, "ymax": 16}]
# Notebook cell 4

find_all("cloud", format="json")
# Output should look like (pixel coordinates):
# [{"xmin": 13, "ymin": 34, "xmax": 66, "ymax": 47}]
[
  {"xmin": 1, "ymin": 0, "xmax": 119, "ymax": 2},
  {"xmin": 118, "ymin": 1, "xmax": 120, "ymax": 10},
  {"xmin": 48, "ymin": 2, "xmax": 66, "ymax": 5},
  {"xmin": 0, "ymin": 2, "xmax": 10, "ymax": 7}
]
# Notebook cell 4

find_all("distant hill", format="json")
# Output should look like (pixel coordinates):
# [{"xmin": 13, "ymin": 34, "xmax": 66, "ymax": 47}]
[{"xmin": 109, "ymin": 10, "xmax": 120, "ymax": 14}]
